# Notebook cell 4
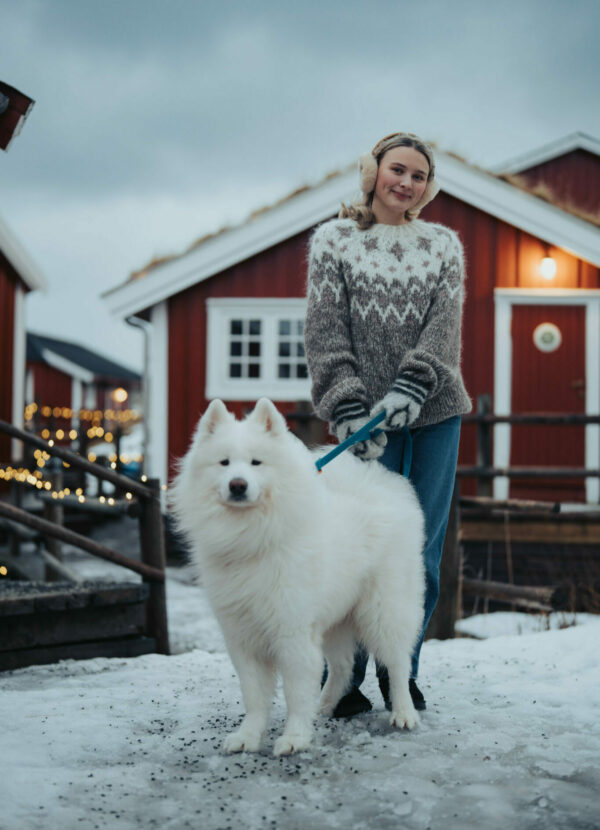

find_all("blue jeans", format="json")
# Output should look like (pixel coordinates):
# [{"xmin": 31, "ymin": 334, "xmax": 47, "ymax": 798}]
[{"xmin": 351, "ymin": 415, "xmax": 461, "ymax": 685}]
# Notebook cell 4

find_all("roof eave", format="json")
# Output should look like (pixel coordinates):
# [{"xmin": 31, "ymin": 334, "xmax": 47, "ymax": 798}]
[
  {"xmin": 490, "ymin": 132, "xmax": 600, "ymax": 175},
  {"xmin": 104, "ymin": 150, "xmax": 600, "ymax": 320},
  {"xmin": 0, "ymin": 213, "xmax": 47, "ymax": 291},
  {"xmin": 103, "ymin": 170, "xmax": 356, "ymax": 319}
]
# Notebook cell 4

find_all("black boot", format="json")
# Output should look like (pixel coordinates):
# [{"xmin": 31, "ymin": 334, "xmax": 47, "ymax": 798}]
[
  {"xmin": 332, "ymin": 685, "xmax": 373, "ymax": 718},
  {"xmin": 378, "ymin": 670, "xmax": 427, "ymax": 712},
  {"xmin": 409, "ymin": 678, "xmax": 426, "ymax": 711}
]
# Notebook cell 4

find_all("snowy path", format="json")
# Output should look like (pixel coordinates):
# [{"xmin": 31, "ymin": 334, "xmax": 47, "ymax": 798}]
[{"xmin": 2, "ymin": 569, "xmax": 599, "ymax": 830}]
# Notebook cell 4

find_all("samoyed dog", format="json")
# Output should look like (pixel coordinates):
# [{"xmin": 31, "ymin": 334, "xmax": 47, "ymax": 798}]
[{"xmin": 170, "ymin": 398, "xmax": 425, "ymax": 757}]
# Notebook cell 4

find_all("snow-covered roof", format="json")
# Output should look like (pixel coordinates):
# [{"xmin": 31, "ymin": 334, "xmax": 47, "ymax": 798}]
[
  {"xmin": 491, "ymin": 131, "xmax": 600, "ymax": 175},
  {"xmin": 27, "ymin": 332, "xmax": 140, "ymax": 383},
  {"xmin": 104, "ymin": 145, "xmax": 600, "ymax": 320},
  {"xmin": 0, "ymin": 212, "xmax": 46, "ymax": 291}
]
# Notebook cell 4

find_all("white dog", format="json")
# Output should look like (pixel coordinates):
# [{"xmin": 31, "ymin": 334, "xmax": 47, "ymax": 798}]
[{"xmin": 170, "ymin": 398, "xmax": 425, "ymax": 757}]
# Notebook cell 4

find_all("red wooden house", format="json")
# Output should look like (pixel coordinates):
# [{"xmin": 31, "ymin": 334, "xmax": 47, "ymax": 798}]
[
  {"xmin": 104, "ymin": 132, "xmax": 600, "ymax": 504},
  {"xmin": 26, "ymin": 332, "xmax": 141, "ymax": 423},
  {"xmin": 0, "ymin": 213, "xmax": 46, "ymax": 463}
]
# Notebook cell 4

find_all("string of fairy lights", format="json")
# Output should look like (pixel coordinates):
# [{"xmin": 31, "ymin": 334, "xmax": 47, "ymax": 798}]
[{"xmin": 0, "ymin": 402, "xmax": 148, "ymax": 501}]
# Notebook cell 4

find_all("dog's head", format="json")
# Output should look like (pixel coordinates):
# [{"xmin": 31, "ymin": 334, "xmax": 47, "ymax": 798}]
[{"xmin": 181, "ymin": 398, "xmax": 291, "ymax": 510}]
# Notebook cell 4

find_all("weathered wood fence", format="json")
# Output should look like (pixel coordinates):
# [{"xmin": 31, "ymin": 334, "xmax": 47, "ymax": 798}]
[
  {"xmin": 429, "ymin": 400, "xmax": 600, "ymax": 639},
  {"xmin": 0, "ymin": 419, "xmax": 169, "ymax": 656}
]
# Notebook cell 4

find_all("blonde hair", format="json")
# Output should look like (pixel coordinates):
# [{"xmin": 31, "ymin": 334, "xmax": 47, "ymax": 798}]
[{"xmin": 340, "ymin": 133, "xmax": 436, "ymax": 230}]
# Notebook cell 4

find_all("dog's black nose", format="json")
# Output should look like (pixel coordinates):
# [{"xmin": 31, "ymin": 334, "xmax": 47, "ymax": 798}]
[{"xmin": 229, "ymin": 478, "xmax": 248, "ymax": 498}]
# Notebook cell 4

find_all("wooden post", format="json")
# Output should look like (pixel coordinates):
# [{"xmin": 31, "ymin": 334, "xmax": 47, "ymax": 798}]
[
  {"xmin": 428, "ymin": 479, "xmax": 462, "ymax": 640},
  {"xmin": 476, "ymin": 394, "xmax": 493, "ymax": 497},
  {"xmin": 43, "ymin": 465, "xmax": 64, "ymax": 581},
  {"xmin": 290, "ymin": 401, "xmax": 325, "ymax": 447},
  {"xmin": 139, "ymin": 478, "xmax": 170, "ymax": 654},
  {"xmin": 9, "ymin": 480, "xmax": 22, "ymax": 559}
]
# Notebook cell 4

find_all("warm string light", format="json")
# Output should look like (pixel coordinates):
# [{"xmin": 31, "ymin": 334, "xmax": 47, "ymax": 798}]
[
  {"xmin": 24, "ymin": 425, "xmax": 132, "ymax": 445},
  {"xmin": 1, "ymin": 465, "xmax": 141, "ymax": 501},
  {"xmin": 24, "ymin": 403, "xmax": 141, "ymax": 425}
]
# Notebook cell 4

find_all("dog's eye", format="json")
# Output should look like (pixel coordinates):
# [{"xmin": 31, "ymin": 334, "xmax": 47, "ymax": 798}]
[
  {"xmin": 219, "ymin": 459, "xmax": 230, "ymax": 466},
  {"xmin": 251, "ymin": 459, "xmax": 262, "ymax": 466}
]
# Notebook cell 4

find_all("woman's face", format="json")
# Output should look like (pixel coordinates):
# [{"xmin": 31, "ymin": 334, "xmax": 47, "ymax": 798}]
[{"xmin": 371, "ymin": 145, "xmax": 430, "ymax": 224}]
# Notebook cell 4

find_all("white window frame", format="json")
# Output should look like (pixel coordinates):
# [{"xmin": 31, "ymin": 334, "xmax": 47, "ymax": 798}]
[{"xmin": 206, "ymin": 297, "xmax": 311, "ymax": 401}]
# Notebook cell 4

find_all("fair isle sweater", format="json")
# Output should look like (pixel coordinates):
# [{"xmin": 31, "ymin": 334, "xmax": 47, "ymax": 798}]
[{"xmin": 304, "ymin": 217, "xmax": 472, "ymax": 429}]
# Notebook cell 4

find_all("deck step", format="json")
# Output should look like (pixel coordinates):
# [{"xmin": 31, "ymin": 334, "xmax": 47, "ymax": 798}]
[{"xmin": 0, "ymin": 580, "xmax": 154, "ymax": 671}]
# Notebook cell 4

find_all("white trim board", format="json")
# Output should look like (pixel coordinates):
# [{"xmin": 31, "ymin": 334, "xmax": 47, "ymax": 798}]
[
  {"xmin": 493, "ymin": 288, "xmax": 600, "ymax": 503},
  {"xmin": 147, "ymin": 301, "xmax": 169, "ymax": 493},
  {"xmin": 41, "ymin": 348, "xmax": 95, "ymax": 384},
  {"xmin": 103, "ymin": 152, "xmax": 600, "ymax": 321},
  {"xmin": 11, "ymin": 283, "xmax": 26, "ymax": 460}
]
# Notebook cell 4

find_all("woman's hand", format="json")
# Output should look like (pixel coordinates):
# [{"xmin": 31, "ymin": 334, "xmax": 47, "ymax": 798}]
[
  {"xmin": 370, "ymin": 375, "xmax": 427, "ymax": 430},
  {"xmin": 331, "ymin": 401, "xmax": 387, "ymax": 461}
]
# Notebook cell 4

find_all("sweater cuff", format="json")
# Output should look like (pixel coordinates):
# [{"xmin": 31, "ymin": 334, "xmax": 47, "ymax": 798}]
[
  {"xmin": 317, "ymin": 378, "xmax": 370, "ymax": 422},
  {"xmin": 332, "ymin": 400, "xmax": 369, "ymax": 428},
  {"xmin": 390, "ymin": 371, "xmax": 430, "ymax": 406}
]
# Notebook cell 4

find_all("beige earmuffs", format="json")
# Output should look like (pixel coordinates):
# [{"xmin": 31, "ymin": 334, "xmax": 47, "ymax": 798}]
[{"xmin": 358, "ymin": 132, "xmax": 441, "ymax": 218}]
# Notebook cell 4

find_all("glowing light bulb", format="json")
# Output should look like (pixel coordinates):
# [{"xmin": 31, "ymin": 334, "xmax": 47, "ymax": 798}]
[{"xmin": 539, "ymin": 256, "xmax": 557, "ymax": 280}]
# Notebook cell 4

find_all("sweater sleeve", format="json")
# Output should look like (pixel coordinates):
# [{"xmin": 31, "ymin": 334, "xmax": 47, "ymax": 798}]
[
  {"xmin": 395, "ymin": 230, "xmax": 466, "ymax": 401},
  {"xmin": 304, "ymin": 222, "xmax": 369, "ymax": 421}
]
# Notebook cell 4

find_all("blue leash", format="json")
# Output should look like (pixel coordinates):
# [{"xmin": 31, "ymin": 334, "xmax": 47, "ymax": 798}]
[{"xmin": 315, "ymin": 410, "xmax": 412, "ymax": 477}]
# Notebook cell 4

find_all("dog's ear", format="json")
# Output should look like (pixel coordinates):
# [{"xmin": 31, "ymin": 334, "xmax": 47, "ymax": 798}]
[
  {"xmin": 249, "ymin": 398, "xmax": 287, "ymax": 437},
  {"xmin": 196, "ymin": 399, "xmax": 233, "ymax": 437}
]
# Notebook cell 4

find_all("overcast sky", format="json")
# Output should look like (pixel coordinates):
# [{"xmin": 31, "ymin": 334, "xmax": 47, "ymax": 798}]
[{"xmin": 2, "ymin": 0, "xmax": 599, "ymax": 371}]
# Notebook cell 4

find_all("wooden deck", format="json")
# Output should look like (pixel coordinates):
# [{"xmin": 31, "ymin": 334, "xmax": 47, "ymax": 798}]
[{"xmin": 0, "ymin": 581, "xmax": 156, "ymax": 671}]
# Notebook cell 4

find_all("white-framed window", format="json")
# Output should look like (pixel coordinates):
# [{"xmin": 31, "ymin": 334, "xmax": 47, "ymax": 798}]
[{"xmin": 206, "ymin": 298, "xmax": 311, "ymax": 401}]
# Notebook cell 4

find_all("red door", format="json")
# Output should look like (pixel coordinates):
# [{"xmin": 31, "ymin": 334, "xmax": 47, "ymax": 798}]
[{"xmin": 510, "ymin": 304, "xmax": 586, "ymax": 502}]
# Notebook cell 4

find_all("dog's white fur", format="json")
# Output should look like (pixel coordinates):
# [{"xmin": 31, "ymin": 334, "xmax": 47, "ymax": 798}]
[{"xmin": 170, "ymin": 398, "xmax": 425, "ymax": 756}]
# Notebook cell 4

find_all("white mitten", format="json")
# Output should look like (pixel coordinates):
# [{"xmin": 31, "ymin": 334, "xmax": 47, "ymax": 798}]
[
  {"xmin": 331, "ymin": 401, "xmax": 387, "ymax": 461},
  {"xmin": 370, "ymin": 375, "xmax": 428, "ymax": 431}
]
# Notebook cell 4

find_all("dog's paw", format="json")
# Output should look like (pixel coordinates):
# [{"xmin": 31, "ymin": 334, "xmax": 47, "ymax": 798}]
[
  {"xmin": 317, "ymin": 699, "xmax": 336, "ymax": 718},
  {"xmin": 273, "ymin": 732, "xmax": 311, "ymax": 757},
  {"xmin": 390, "ymin": 707, "xmax": 419, "ymax": 731},
  {"xmin": 222, "ymin": 729, "xmax": 262, "ymax": 754}
]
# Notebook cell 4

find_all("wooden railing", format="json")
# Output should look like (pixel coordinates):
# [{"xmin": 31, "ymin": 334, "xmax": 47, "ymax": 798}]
[
  {"xmin": 0, "ymin": 419, "xmax": 169, "ymax": 654},
  {"xmin": 430, "ymin": 400, "xmax": 600, "ymax": 639}
]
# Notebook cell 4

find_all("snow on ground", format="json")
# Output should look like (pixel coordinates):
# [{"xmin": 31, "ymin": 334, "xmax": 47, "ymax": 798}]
[{"xmin": 2, "ymin": 535, "xmax": 600, "ymax": 830}]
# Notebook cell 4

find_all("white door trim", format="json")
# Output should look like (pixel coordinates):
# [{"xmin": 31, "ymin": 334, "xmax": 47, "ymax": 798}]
[
  {"xmin": 148, "ymin": 301, "xmax": 169, "ymax": 497},
  {"xmin": 494, "ymin": 289, "xmax": 600, "ymax": 504}
]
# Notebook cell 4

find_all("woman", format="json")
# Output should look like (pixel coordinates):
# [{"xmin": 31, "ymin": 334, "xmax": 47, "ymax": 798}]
[{"xmin": 304, "ymin": 132, "xmax": 471, "ymax": 717}]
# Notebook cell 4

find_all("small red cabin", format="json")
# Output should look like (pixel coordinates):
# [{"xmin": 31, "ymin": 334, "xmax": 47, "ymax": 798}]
[{"xmin": 104, "ymin": 133, "xmax": 600, "ymax": 504}]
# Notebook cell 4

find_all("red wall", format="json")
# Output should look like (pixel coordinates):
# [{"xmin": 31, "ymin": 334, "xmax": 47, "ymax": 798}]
[
  {"xmin": 28, "ymin": 363, "xmax": 73, "ymax": 410},
  {"xmin": 513, "ymin": 149, "xmax": 600, "ymax": 221},
  {"xmin": 168, "ymin": 229, "xmax": 312, "ymax": 470},
  {"xmin": 166, "ymin": 193, "xmax": 600, "ymax": 480}
]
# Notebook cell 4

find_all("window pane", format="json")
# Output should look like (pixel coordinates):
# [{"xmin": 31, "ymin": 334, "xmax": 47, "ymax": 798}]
[
  {"xmin": 248, "ymin": 364, "xmax": 260, "ymax": 379},
  {"xmin": 278, "ymin": 364, "xmax": 291, "ymax": 379},
  {"xmin": 249, "ymin": 320, "xmax": 261, "ymax": 336},
  {"xmin": 296, "ymin": 320, "xmax": 304, "ymax": 336},
  {"xmin": 249, "ymin": 341, "xmax": 261, "ymax": 357},
  {"xmin": 296, "ymin": 343, "xmax": 305, "ymax": 358},
  {"xmin": 297, "ymin": 364, "xmax": 308, "ymax": 379},
  {"xmin": 229, "ymin": 363, "xmax": 242, "ymax": 378},
  {"xmin": 278, "ymin": 342, "xmax": 291, "ymax": 357},
  {"xmin": 230, "ymin": 341, "xmax": 242, "ymax": 357},
  {"xmin": 230, "ymin": 320, "xmax": 243, "ymax": 336},
  {"xmin": 279, "ymin": 320, "xmax": 291, "ymax": 336}
]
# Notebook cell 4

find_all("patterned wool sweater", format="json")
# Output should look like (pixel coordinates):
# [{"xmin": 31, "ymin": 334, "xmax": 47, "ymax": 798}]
[{"xmin": 304, "ymin": 217, "xmax": 472, "ymax": 428}]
